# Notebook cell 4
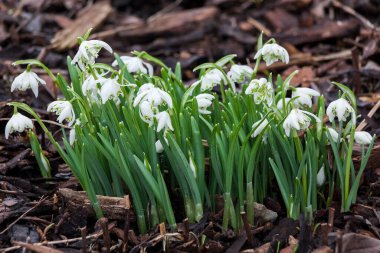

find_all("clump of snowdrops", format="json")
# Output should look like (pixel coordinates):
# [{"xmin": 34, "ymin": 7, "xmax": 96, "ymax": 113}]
[{"xmin": 6, "ymin": 31, "xmax": 376, "ymax": 233}]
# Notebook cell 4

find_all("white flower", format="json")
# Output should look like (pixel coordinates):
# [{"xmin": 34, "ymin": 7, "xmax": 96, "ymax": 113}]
[
  {"xmin": 156, "ymin": 111, "xmax": 173, "ymax": 132},
  {"xmin": 292, "ymin": 88, "xmax": 320, "ymax": 108},
  {"xmin": 326, "ymin": 98, "xmax": 354, "ymax": 122},
  {"xmin": 139, "ymin": 100, "xmax": 157, "ymax": 125},
  {"xmin": 82, "ymin": 75, "xmax": 99, "ymax": 96},
  {"xmin": 155, "ymin": 140, "xmax": 164, "ymax": 153},
  {"xmin": 99, "ymin": 78, "xmax": 122, "ymax": 104},
  {"xmin": 227, "ymin": 65, "xmax": 253, "ymax": 83},
  {"xmin": 283, "ymin": 109, "xmax": 320, "ymax": 137},
  {"xmin": 254, "ymin": 43, "xmax": 289, "ymax": 66},
  {"xmin": 72, "ymin": 40, "xmax": 113, "ymax": 70},
  {"xmin": 195, "ymin": 94, "xmax": 214, "ymax": 114},
  {"xmin": 349, "ymin": 131, "xmax": 373, "ymax": 145},
  {"xmin": 112, "ymin": 56, "xmax": 153, "ymax": 76},
  {"xmin": 245, "ymin": 78, "xmax": 274, "ymax": 105},
  {"xmin": 47, "ymin": 101, "xmax": 75, "ymax": 126},
  {"xmin": 5, "ymin": 113, "xmax": 33, "ymax": 139},
  {"xmin": 199, "ymin": 69, "xmax": 230, "ymax": 91},
  {"xmin": 327, "ymin": 128, "xmax": 339, "ymax": 143},
  {"xmin": 133, "ymin": 83, "xmax": 173, "ymax": 108},
  {"xmin": 317, "ymin": 166, "xmax": 326, "ymax": 187},
  {"xmin": 276, "ymin": 98, "xmax": 291, "ymax": 111},
  {"xmin": 11, "ymin": 70, "xmax": 46, "ymax": 97},
  {"xmin": 251, "ymin": 119, "xmax": 269, "ymax": 137},
  {"xmin": 69, "ymin": 128, "xmax": 76, "ymax": 145}
]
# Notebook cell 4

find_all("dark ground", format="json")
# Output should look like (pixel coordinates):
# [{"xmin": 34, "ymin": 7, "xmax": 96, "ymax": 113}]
[{"xmin": 0, "ymin": 0, "xmax": 380, "ymax": 252}]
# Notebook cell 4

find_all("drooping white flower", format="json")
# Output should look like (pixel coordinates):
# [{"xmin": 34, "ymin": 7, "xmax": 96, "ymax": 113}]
[
  {"xmin": 348, "ymin": 131, "xmax": 373, "ymax": 145},
  {"xmin": 156, "ymin": 111, "xmax": 173, "ymax": 132},
  {"xmin": 195, "ymin": 94, "xmax": 214, "ymax": 114},
  {"xmin": 99, "ymin": 78, "xmax": 122, "ymax": 104},
  {"xmin": 5, "ymin": 113, "xmax": 33, "ymax": 139},
  {"xmin": 47, "ymin": 101, "xmax": 75, "ymax": 126},
  {"xmin": 11, "ymin": 70, "xmax": 46, "ymax": 97},
  {"xmin": 199, "ymin": 69, "xmax": 230, "ymax": 91},
  {"xmin": 326, "ymin": 98, "xmax": 354, "ymax": 122},
  {"xmin": 282, "ymin": 109, "xmax": 320, "ymax": 137},
  {"xmin": 245, "ymin": 78, "xmax": 274, "ymax": 105},
  {"xmin": 317, "ymin": 166, "xmax": 326, "ymax": 187},
  {"xmin": 155, "ymin": 140, "xmax": 164, "ymax": 153},
  {"xmin": 82, "ymin": 75, "xmax": 99, "ymax": 96},
  {"xmin": 254, "ymin": 43, "xmax": 289, "ymax": 66},
  {"xmin": 292, "ymin": 88, "xmax": 320, "ymax": 108},
  {"xmin": 72, "ymin": 40, "xmax": 113, "ymax": 70},
  {"xmin": 251, "ymin": 118, "xmax": 269, "ymax": 138},
  {"xmin": 276, "ymin": 98, "xmax": 291, "ymax": 111},
  {"xmin": 139, "ymin": 100, "xmax": 157, "ymax": 126},
  {"xmin": 112, "ymin": 56, "xmax": 153, "ymax": 76},
  {"xmin": 227, "ymin": 65, "xmax": 253, "ymax": 83},
  {"xmin": 68, "ymin": 119, "xmax": 81, "ymax": 145},
  {"xmin": 133, "ymin": 83, "xmax": 173, "ymax": 108},
  {"xmin": 327, "ymin": 128, "xmax": 339, "ymax": 143}
]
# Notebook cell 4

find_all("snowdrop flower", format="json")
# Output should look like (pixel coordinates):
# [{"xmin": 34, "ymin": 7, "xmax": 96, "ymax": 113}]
[
  {"xmin": 292, "ymin": 88, "xmax": 320, "ymax": 108},
  {"xmin": 317, "ymin": 166, "xmax": 326, "ymax": 187},
  {"xmin": 133, "ymin": 83, "xmax": 173, "ymax": 108},
  {"xmin": 139, "ymin": 100, "xmax": 157, "ymax": 126},
  {"xmin": 326, "ymin": 98, "xmax": 354, "ymax": 122},
  {"xmin": 72, "ymin": 40, "xmax": 112, "ymax": 70},
  {"xmin": 100, "ymin": 78, "xmax": 122, "ymax": 104},
  {"xmin": 155, "ymin": 140, "xmax": 164, "ymax": 153},
  {"xmin": 112, "ymin": 56, "xmax": 153, "ymax": 76},
  {"xmin": 251, "ymin": 118, "xmax": 269, "ymax": 138},
  {"xmin": 227, "ymin": 65, "xmax": 253, "ymax": 83},
  {"xmin": 245, "ymin": 78, "xmax": 274, "ymax": 105},
  {"xmin": 276, "ymin": 98, "xmax": 291, "ymax": 111},
  {"xmin": 254, "ymin": 43, "xmax": 289, "ymax": 66},
  {"xmin": 195, "ymin": 94, "xmax": 214, "ymax": 114},
  {"xmin": 82, "ymin": 75, "xmax": 99, "ymax": 96},
  {"xmin": 327, "ymin": 128, "xmax": 339, "ymax": 143},
  {"xmin": 68, "ymin": 120, "xmax": 81, "ymax": 145},
  {"xmin": 348, "ymin": 131, "xmax": 373, "ymax": 145},
  {"xmin": 47, "ymin": 101, "xmax": 75, "ymax": 126},
  {"xmin": 199, "ymin": 69, "xmax": 230, "ymax": 91},
  {"xmin": 156, "ymin": 111, "xmax": 173, "ymax": 132},
  {"xmin": 5, "ymin": 113, "xmax": 33, "ymax": 139},
  {"xmin": 283, "ymin": 109, "xmax": 320, "ymax": 137},
  {"xmin": 11, "ymin": 70, "xmax": 46, "ymax": 97}
]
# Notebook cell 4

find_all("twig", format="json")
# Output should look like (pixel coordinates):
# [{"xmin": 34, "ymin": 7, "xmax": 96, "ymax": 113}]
[
  {"xmin": 328, "ymin": 207, "xmax": 335, "ymax": 233},
  {"xmin": 99, "ymin": 218, "xmax": 111, "ymax": 253},
  {"xmin": 356, "ymin": 100, "xmax": 380, "ymax": 131},
  {"xmin": 80, "ymin": 227, "xmax": 87, "ymax": 253},
  {"xmin": 332, "ymin": 0, "xmax": 380, "ymax": 32},
  {"xmin": 122, "ymin": 195, "xmax": 130, "ymax": 253},
  {"xmin": 0, "ymin": 148, "xmax": 31, "ymax": 174},
  {"xmin": 12, "ymin": 241, "xmax": 64, "ymax": 253},
  {"xmin": 183, "ymin": 218, "xmax": 190, "ymax": 242},
  {"xmin": 247, "ymin": 18, "xmax": 272, "ymax": 36},
  {"xmin": 0, "ymin": 196, "xmax": 49, "ymax": 235}
]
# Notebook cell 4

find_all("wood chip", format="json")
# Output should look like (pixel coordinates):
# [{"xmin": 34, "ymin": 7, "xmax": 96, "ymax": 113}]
[{"xmin": 51, "ymin": 1, "xmax": 112, "ymax": 51}]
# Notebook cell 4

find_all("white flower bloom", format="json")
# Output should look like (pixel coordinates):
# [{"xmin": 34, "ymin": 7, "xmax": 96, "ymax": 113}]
[
  {"xmin": 254, "ymin": 43, "xmax": 289, "ymax": 66},
  {"xmin": 47, "ymin": 101, "xmax": 75, "ymax": 126},
  {"xmin": 326, "ymin": 98, "xmax": 354, "ymax": 122},
  {"xmin": 5, "ymin": 113, "xmax": 33, "ymax": 139},
  {"xmin": 283, "ymin": 109, "xmax": 320, "ymax": 137},
  {"xmin": 156, "ymin": 111, "xmax": 173, "ymax": 132},
  {"xmin": 155, "ymin": 140, "xmax": 164, "ymax": 153},
  {"xmin": 292, "ymin": 88, "xmax": 320, "ymax": 108},
  {"xmin": 276, "ymin": 98, "xmax": 291, "ymax": 111},
  {"xmin": 11, "ymin": 70, "xmax": 46, "ymax": 97},
  {"xmin": 251, "ymin": 118, "xmax": 269, "ymax": 138},
  {"xmin": 82, "ymin": 75, "xmax": 99, "ymax": 96},
  {"xmin": 133, "ymin": 83, "xmax": 173, "ymax": 108},
  {"xmin": 72, "ymin": 40, "xmax": 113, "ymax": 70},
  {"xmin": 199, "ymin": 69, "xmax": 230, "ymax": 91},
  {"xmin": 69, "ymin": 128, "xmax": 76, "ymax": 145},
  {"xmin": 227, "ymin": 65, "xmax": 253, "ymax": 83},
  {"xmin": 195, "ymin": 94, "xmax": 214, "ymax": 114},
  {"xmin": 349, "ymin": 131, "xmax": 373, "ymax": 145},
  {"xmin": 327, "ymin": 128, "xmax": 339, "ymax": 143},
  {"xmin": 245, "ymin": 78, "xmax": 274, "ymax": 105},
  {"xmin": 112, "ymin": 56, "xmax": 153, "ymax": 76},
  {"xmin": 317, "ymin": 166, "xmax": 326, "ymax": 187},
  {"xmin": 99, "ymin": 78, "xmax": 122, "ymax": 104},
  {"xmin": 139, "ymin": 100, "xmax": 157, "ymax": 125}
]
